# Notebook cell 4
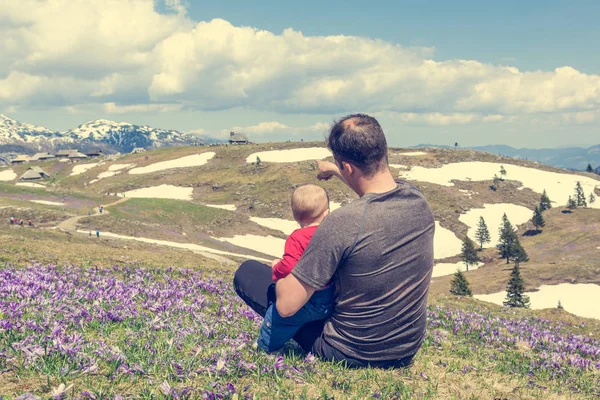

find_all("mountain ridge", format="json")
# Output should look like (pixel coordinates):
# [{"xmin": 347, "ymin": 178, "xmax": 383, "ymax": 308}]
[
  {"xmin": 0, "ymin": 114, "xmax": 211, "ymax": 155},
  {"xmin": 414, "ymin": 143, "xmax": 600, "ymax": 171}
]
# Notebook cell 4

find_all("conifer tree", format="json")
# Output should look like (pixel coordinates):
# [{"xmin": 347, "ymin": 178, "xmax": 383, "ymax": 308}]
[
  {"xmin": 589, "ymin": 192, "xmax": 596, "ymax": 206},
  {"xmin": 574, "ymin": 181, "xmax": 587, "ymax": 207},
  {"xmin": 511, "ymin": 239, "xmax": 529, "ymax": 267},
  {"xmin": 498, "ymin": 213, "xmax": 517, "ymax": 264},
  {"xmin": 586, "ymin": 163, "xmax": 594, "ymax": 173},
  {"xmin": 539, "ymin": 189, "xmax": 552, "ymax": 211},
  {"xmin": 566, "ymin": 195, "xmax": 577, "ymax": 212},
  {"xmin": 557, "ymin": 300, "xmax": 563, "ymax": 310},
  {"xmin": 503, "ymin": 264, "xmax": 530, "ymax": 308},
  {"xmin": 491, "ymin": 174, "xmax": 501, "ymax": 190},
  {"xmin": 475, "ymin": 216, "xmax": 491, "ymax": 250},
  {"xmin": 531, "ymin": 206, "xmax": 545, "ymax": 232},
  {"xmin": 499, "ymin": 165, "xmax": 507, "ymax": 180},
  {"xmin": 461, "ymin": 237, "xmax": 480, "ymax": 271},
  {"xmin": 450, "ymin": 269, "xmax": 472, "ymax": 296}
]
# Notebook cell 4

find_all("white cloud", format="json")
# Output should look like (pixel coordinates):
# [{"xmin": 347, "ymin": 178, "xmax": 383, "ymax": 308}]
[
  {"xmin": 1, "ymin": 0, "xmax": 599, "ymax": 128},
  {"xmin": 188, "ymin": 128, "xmax": 205, "ymax": 135},
  {"xmin": 219, "ymin": 121, "xmax": 328, "ymax": 139},
  {"xmin": 102, "ymin": 102, "xmax": 182, "ymax": 114},
  {"xmin": 387, "ymin": 112, "xmax": 507, "ymax": 126}
]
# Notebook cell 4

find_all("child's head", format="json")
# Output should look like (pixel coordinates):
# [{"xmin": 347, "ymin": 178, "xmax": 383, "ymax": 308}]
[{"xmin": 291, "ymin": 184, "xmax": 330, "ymax": 227}]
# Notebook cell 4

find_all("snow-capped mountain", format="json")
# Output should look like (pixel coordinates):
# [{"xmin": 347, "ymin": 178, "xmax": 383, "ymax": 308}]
[
  {"xmin": 0, "ymin": 114, "xmax": 63, "ymax": 145},
  {"xmin": 0, "ymin": 115, "xmax": 204, "ymax": 154},
  {"xmin": 63, "ymin": 119, "xmax": 199, "ymax": 153}
]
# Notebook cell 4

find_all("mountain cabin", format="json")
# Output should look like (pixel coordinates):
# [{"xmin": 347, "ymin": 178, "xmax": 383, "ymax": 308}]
[
  {"xmin": 11, "ymin": 155, "xmax": 31, "ymax": 164},
  {"xmin": 228, "ymin": 132, "xmax": 249, "ymax": 145},
  {"xmin": 19, "ymin": 166, "xmax": 50, "ymax": 181},
  {"xmin": 86, "ymin": 150, "xmax": 102, "ymax": 157},
  {"xmin": 29, "ymin": 152, "xmax": 55, "ymax": 162},
  {"xmin": 55, "ymin": 149, "xmax": 76, "ymax": 158}
]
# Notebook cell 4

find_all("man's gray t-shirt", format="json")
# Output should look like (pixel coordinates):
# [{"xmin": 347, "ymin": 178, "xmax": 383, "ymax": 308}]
[{"xmin": 292, "ymin": 181, "xmax": 435, "ymax": 362}]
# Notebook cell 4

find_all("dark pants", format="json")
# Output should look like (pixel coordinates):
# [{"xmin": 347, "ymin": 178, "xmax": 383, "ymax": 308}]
[{"xmin": 233, "ymin": 260, "xmax": 415, "ymax": 369}]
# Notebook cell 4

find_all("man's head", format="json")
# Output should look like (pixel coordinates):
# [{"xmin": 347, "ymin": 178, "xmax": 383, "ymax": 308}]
[
  {"xmin": 327, "ymin": 114, "xmax": 388, "ymax": 178},
  {"xmin": 291, "ymin": 184, "xmax": 330, "ymax": 227}
]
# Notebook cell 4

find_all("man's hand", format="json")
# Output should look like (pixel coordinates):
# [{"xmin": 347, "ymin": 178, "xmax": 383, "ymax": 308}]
[
  {"xmin": 271, "ymin": 259, "xmax": 280, "ymax": 268},
  {"xmin": 316, "ymin": 160, "xmax": 340, "ymax": 181}
]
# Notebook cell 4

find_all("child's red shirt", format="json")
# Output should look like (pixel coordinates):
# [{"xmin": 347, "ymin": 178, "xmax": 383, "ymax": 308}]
[{"xmin": 272, "ymin": 225, "xmax": 318, "ymax": 281}]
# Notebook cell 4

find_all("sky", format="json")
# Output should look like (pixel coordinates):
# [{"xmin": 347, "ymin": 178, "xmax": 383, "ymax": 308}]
[{"xmin": 1, "ymin": 0, "xmax": 600, "ymax": 148}]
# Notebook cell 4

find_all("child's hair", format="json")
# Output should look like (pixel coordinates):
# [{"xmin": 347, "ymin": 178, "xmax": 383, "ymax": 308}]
[{"xmin": 291, "ymin": 184, "xmax": 330, "ymax": 224}]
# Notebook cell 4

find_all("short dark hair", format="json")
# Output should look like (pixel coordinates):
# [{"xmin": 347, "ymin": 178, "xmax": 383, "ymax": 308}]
[{"xmin": 327, "ymin": 114, "xmax": 388, "ymax": 176}]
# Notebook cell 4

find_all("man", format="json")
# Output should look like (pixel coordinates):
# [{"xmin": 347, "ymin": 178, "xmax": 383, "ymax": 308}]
[{"xmin": 234, "ymin": 114, "xmax": 434, "ymax": 368}]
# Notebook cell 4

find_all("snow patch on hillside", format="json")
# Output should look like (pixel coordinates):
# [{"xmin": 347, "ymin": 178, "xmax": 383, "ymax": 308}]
[
  {"xmin": 119, "ymin": 184, "xmax": 193, "ymax": 200},
  {"xmin": 129, "ymin": 153, "xmax": 215, "ymax": 175},
  {"xmin": 432, "ymin": 261, "xmax": 484, "ymax": 278},
  {"xmin": 0, "ymin": 169, "xmax": 17, "ymax": 181},
  {"xmin": 398, "ymin": 161, "xmax": 600, "ymax": 208},
  {"xmin": 215, "ymin": 234, "xmax": 285, "ymax": 258},
  {"xmin": 460, "ymin": 203, "xmax": 533, "ymax": 248},
  {"xmin": 475, "ymin": 283, "xmax": 600, "ymax": 320},
  {"xmin": 16, "ymin": 182, "xmax": 45, "ymax": 188},
  {"xmin": 250, "ymin": 217, "xmax": 299, "ymax": 236},
  {"xmin": 31, "ymin": 200, "xmax": 63, "ymax": 206},
  {"xmin": 76, "ymin": 230, "xmax": 270, "ymax": 262},
  {"xmin": 246, "ymin": 148, "xmax": 332, "ymax": 163},
  {"xmin": 205, "ymin": 204, "xmax": 237, "ymax": 211},
  {"xmin": 70, "ymin": 163, "xmax": 100, "ymax": 176},
  {"xmin": 434, "ymin": 221, "xmax": 463, "ymax": 259}
]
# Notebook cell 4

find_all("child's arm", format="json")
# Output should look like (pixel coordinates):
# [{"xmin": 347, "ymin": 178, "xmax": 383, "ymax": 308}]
[{"xmin": 272, "ymin": 235, "xmax": 302, "ymax": 281}]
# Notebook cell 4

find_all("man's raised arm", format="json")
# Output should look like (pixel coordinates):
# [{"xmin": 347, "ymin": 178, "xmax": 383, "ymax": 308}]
[{"xmin": 316, "ymin": 160, "xmax": 347, "ymax": 185}]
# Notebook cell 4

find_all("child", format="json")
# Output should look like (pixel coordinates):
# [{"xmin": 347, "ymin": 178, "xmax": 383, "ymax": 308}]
[{"xmin": 257, "ymin": 184, "xmax": 334, "ymax": 352}]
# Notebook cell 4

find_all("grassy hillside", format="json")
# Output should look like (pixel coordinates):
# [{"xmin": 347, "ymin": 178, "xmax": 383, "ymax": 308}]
[{"xmin": 0, "ymin": 142, "xmax": 599, "ymax": 398}]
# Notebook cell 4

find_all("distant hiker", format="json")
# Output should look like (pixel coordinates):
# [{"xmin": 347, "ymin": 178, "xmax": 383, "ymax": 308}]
[
  {"xmin": 88, "ymin": 211, "xmax": 91, "ymax": 216},
  {"xmin": 19, "ymin": 219, "xmax": 24, "ymax": 226},
  {"xmin": 9, "ymin": 217, "xmax": 14, "ymax": 225},
  {"xmin": 28, "ymin": 220, "xmax": 32, "ymax": 227},
  {"xmin": 257, "ymin": 184, "xmax": 332, "ymax": 352},
  {"xmin": 89, "ymin": 230, "xmax": 91, "ymax": 237},
  {"xmin": 234, "ymin": 114, "xmax": 434, "ymax": 368},
  {"xmin": 96, "ymin": 230, "xmax": 100, "ymax": 238}
]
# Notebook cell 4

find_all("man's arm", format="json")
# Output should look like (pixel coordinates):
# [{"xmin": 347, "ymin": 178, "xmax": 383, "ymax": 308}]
[
  {"xmin": 275, "ymin": 273, "xmax": 316, "ymax": 317},
  {"xmin": 316, "ymin": 160, "xmax": 347, "ymax": 186}
]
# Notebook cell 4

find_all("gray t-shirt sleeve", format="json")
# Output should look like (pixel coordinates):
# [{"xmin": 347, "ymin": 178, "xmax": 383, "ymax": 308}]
[{"xmin": 291, "ymin": 212, "xmax": 356, "ymax": 289}]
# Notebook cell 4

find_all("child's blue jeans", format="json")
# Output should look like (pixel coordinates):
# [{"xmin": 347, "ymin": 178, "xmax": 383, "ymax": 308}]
[{"xmin": 257, "ymin": 285, "xmax": 334, "ymax": 352}]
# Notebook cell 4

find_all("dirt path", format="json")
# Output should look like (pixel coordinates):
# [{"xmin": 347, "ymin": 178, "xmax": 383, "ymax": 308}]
[{"xmin": 54, "ymin": 197, "xmax": 129, "ymax": 231}]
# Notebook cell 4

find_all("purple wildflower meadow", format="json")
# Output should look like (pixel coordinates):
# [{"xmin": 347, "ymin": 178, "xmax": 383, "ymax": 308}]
[{"xmin": 0, "ymin": 264, "xmax": 598, "ymax": 398}]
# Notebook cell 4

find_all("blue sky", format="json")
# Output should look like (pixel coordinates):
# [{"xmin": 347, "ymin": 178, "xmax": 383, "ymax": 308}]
[{"xmin": 2, "ymin": 0, "xmax": 600, "ymax": 148}]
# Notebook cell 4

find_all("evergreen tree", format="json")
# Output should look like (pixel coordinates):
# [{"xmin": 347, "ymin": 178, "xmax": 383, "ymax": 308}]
[
  {"xmin": 567, "ymin": 195, "xmax": 577, "ymax": 212},
  {"xmin": 460, "ymin": 237, "xmax": 480, "ymax": 271},
  {"xmin": 531, "ymin": 206, "xmax": 545, "ymax": 232},
  {"xmin": 498, "ymin": 213, "xmax": 517, "ymax": 264},
  {"xmin": 499, "ymin": 165, "xmax": 507, "ymax": 180},
  {"xmin": 511, "ymin": 239, "xmax": 529, "ymax": 267},
  {"xmin": 539, "ymin": 189, "xmax": 552, "ymax": 211},
  {"xmin": 450, "ymin": 269, "xmax": 472, "ymax": 296},
  {"xmin": 474, "ymin": 216, "xmax": 491, "ymax": 250},
  {"xmin": 491, "ymin": 174, "xmax": 501, "ymax": 191},
  {"xmin": 557, "ymin": 300, "xmax": 564, "ymax": 310},
  {"xmin": 574, "ymin": 181, "xmax": 587, "ymax": 207},
  {"xmin": 586, "ymin": 163, "xmax": 594, "ymax": 173},
  {"xmin": 503, "ymin": 264, "xmax": 530, "ymax": 308},
  {"xmin": 589, "ymin": 192, "xmax": 596, "ymax": 206}
]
